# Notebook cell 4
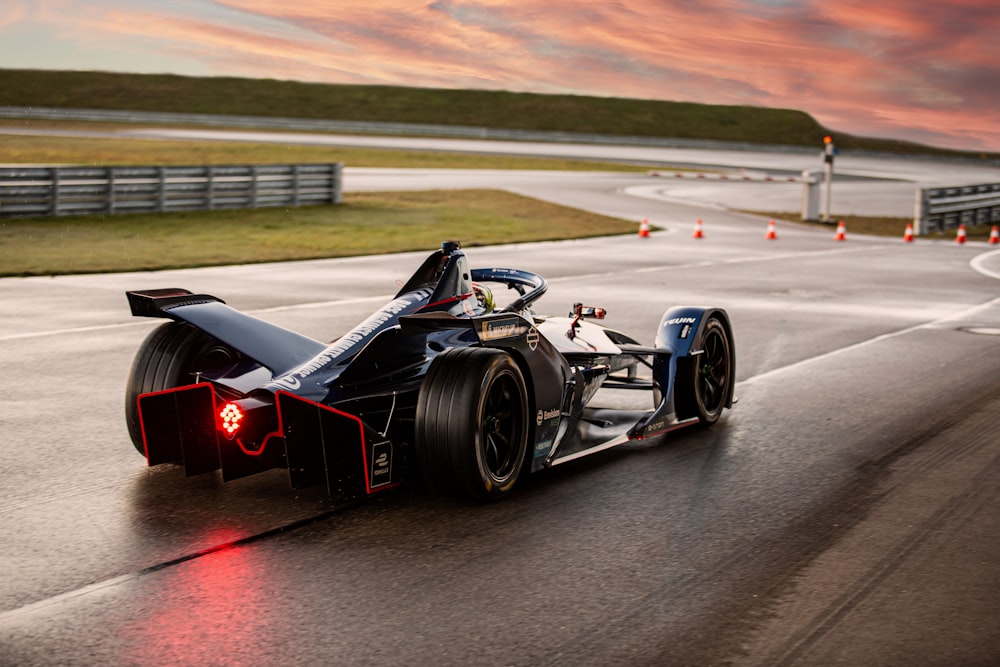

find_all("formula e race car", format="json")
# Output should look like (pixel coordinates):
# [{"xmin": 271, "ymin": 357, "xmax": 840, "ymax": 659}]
[{"xmin": 125, "ymin": 241, "xmax": 735, "ymax": 503}]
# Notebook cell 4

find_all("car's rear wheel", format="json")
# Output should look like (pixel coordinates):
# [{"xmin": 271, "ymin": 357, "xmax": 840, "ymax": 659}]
[
  {"xmin": 125, "ymin": 321, "xmax": 240, "ymax": 454},
  {"xmin": 415, "ymin": 347, "xmax": 529, "ymax": 501}
]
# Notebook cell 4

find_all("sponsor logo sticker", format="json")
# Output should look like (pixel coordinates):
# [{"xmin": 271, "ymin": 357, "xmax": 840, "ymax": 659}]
[
  {"xmin": 271, "ymin": 375, "xmax": 301, "ymax": 391},
  {"xmin": 526, "ymin": 327, "xmax": 539, "ymax": 351},
  {"xmin": 534, "ymin": 437, "xmax": 555, "ymax": 454},
  {"xmin": 536, "ymin": 407, "xmax": 560, "ymax": 426},
  {"xmin": 370, "ymin": 441, "xmax": 392, "ymax": 488},
  {"xmin": 645, "ymin": 420, "xmax": 666, "ymax": 435},
  {"xmin": 480, "ymin": 318, "xmax": 525, "ymax": 341}
]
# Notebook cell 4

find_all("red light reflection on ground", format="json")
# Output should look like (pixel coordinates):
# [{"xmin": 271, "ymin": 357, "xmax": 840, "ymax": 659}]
[{"xmin": 120, "ymin": 530, "xmax": 283, "ymax": 664}]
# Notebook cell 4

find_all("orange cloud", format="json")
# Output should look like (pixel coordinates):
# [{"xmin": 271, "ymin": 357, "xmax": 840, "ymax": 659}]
[{"xmin": 2, "ymin": 0, "xmax": 997, "ymax": 150}]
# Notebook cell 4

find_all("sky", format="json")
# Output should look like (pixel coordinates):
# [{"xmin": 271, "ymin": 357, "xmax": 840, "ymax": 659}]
[{"xmin": 1, "ymin": 0, "xmax": 998, "ymax": 152}]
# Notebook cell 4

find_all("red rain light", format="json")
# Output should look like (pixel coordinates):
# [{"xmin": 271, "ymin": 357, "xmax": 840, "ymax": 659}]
[{"xmin": 219, "ymin": 403, "xmax": 244, "ymax": 438}]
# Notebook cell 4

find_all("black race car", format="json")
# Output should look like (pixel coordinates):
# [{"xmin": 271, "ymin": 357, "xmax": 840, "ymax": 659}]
[{"xmin": 125, "ymin": 241, "xmax": 735, "ymax": 503}]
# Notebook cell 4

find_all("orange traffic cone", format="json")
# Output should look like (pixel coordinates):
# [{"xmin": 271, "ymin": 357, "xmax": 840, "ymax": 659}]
[
  {"xmin": 834, "ymin": 220, "xmax": 846, "ymax": 241},
  {"xmin": 990, "ymin": 225, "xmax": 999, "ymax": 245},
  {"xmin": 638, "ymin": 218, "xmax": 650, "ymax": 238},
  {"xmin": 956, "ymin": 224, "xmax": 967, "ymax": 245},
  {"xmin": 765, "ymin": 219, "xmax": 777, "ymax": 240},
  {"xmin": 903, "ymin": 224, "xmax": 914, "ymax": 242},
  {"xmin": 692, "ymin": 218, "xmax": 704, "ymax": 239}
]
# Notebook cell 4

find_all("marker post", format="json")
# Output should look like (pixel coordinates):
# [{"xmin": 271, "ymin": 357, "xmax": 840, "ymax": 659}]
[{"xmin": 822, "ymin": 135, "xmax": 836, "ymax": 222}]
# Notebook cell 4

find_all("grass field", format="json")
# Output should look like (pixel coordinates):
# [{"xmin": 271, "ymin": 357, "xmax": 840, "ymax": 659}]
[
  {"xmin": 0, "ymin": 69, "xmax": 826, "ymax": 145},
  {"xmin": 0, "ymin": 190, "xmax": 640, "ymax": 277},
  {"xmin": 3, "ymin": 68, "xmax": 988, "ymax": 158},
  {"xmin": 2, "ymin": 69, "xmax": 991, "ymax": 276},
  {"xmin": 0, "ymin": 124, "xmax": 647, "ymax": 171},
  {"xmin": 0, "ymin": 123, "xmax": 649, "ymax": 277}
]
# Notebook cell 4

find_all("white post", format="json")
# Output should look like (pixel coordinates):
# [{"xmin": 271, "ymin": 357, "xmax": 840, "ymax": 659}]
[{"xmin": 801, "ymin": 169, "xmax": 821, "ymax": 221}]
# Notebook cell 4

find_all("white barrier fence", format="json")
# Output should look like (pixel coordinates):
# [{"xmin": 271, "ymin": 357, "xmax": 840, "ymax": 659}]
[
  {"xmin": 648, "ymin": 168, "xmax": 826, "ymax": 222},
  {"xmin": 0, "ymin": 163, "xmax": 342, "ymax": 218},
  {"xmin": 915, "ymin": 183, "xmax": 1000, "ymax": 235}
]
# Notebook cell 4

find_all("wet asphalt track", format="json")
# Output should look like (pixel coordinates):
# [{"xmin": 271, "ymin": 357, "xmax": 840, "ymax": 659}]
[{"xmin": 1, "ymin": 146, "xmax": 1000, "ymax": 665}]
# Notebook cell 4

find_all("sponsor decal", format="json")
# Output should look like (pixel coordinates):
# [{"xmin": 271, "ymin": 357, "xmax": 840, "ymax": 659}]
[
  {"xmin": 526, "ymin": 327, "xmax": 539, "ymax": 351},
  {"xmin": 645, "ymin": 420, "xmax": 666, "ymax": 435},
  {"xmin": 271, "ymin": 375, "xmax": 301, "ymax": 391},
  {"xmin": 664, "ymin": 316, "xmax": 697, "ymax": 327},
  {"xmin": 480, "ymin": 318, "xmax": 525, "ymax": 341},
  {"xmin": 370, "ymin": 440, "xmax": 392, "ymax": 488},
  {"xmin": 680, "ymin": 324, "xmax": 692, "ymax": 339},
  {"xmin": 267, "ymin": 289, "xmax": 432, "ymax": 392},
  {"xmin": 534, "ymin": 437, "xmax": 555, "ymax": 454},
  {"xmin": 536, "ymin": 407, "xmax": 560, "ymax": 426}
]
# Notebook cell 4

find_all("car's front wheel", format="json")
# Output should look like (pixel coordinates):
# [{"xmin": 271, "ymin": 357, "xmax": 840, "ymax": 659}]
[
  {"xmin": 415, "ymin": 347, "xmax": 529, "ymax": 501},
  {"xmin": 689, "ymin": 316, "xmax": 732, "ymax": 425}
]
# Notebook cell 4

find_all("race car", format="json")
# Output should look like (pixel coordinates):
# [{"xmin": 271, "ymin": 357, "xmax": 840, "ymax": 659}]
[{"xmin": 125, "ymin": 241, "xmax": 735, "ymax": 503}]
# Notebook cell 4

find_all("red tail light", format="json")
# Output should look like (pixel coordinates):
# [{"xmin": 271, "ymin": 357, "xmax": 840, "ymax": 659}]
[{"xmin": 219, "ymin": 403, "xmax": 244, "ymax": 438}]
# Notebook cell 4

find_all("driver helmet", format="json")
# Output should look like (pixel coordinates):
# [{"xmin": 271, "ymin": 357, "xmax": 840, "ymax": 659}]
[{"xmin": 472, "ymin": 282, "xmax": 494, "ymax": 311}]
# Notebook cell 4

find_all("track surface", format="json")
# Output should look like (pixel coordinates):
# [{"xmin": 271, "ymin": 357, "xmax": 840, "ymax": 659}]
[{"xmin": 2, "ymin": 141, "xmax": 1000, "ymax": 665}]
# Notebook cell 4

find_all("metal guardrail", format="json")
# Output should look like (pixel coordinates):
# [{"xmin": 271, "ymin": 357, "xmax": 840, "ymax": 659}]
[
  {"xmin": 0, "ymin": 163, "xmax": 342, "ymax": 218},
  {"xmin": 914, "ymin": 183, "xmax": 1000, "ymax": 234}
]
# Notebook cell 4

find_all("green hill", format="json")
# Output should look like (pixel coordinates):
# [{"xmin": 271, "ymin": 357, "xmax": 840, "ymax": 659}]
[{"xmin": 0, "ymin": 68, "xmax": 971, "ymax": 156}]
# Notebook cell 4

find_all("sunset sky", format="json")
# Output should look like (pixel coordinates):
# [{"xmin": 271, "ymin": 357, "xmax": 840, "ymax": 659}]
[{"xmin": 2, "ymin": 0, "xmax": 998, "ymax": 151}]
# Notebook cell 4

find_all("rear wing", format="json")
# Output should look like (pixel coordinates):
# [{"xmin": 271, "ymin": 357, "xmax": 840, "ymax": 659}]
[
  {"xmin": 126, "ymin": 288, "xmax": 224, "ymax": 318},
  {"xmin": 126, "ymin": 288, "xmax": 326, "ymax": 378}
]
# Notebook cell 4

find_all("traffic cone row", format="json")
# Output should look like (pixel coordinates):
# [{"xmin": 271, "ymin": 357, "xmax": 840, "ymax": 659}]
[{"xmin": 636, "ymin": 218, "xmax": 999, "ymax": 244}]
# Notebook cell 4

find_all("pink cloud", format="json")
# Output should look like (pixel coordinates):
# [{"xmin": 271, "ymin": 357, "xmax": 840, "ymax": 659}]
[
  {"xmin": 3, "ymin": 0, "xmax": 998, "ymax": 151},
  {"xmin": 0, "ymin": 1, "xmax": 30, "ymax": 28}
]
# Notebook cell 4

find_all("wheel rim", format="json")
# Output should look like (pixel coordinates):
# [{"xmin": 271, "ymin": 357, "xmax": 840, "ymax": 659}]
[
  {"xmin": 698, "ymin": 326, "xmax": 729, "ymax": 416},
  {"xmin": 481, "ymin": 370, "xmax": 523, "ymax": 483},
  {"xmin": 187, "ymin": 343, "xmax": 238, "ymax": 380}
]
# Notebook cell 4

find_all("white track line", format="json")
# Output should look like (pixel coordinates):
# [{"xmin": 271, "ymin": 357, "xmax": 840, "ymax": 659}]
[
  {"xmin": 739, "ymin": 294, "xmax": 1000, "ymax": 387},
  {"xmin": 3, "ymin": 245, "xmax": 995, "ymax": 346},
  {"xmin": 970, "ymin": 247, "xmax": 1000, "ymax": 280}
]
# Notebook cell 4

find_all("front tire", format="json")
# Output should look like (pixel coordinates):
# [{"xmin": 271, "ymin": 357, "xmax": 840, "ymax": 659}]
[
  {"xmin": 415, "ymin": 347, "xmax": 529, "ymax": 501},
  {"xmin": 690, "ymin": 316, "xmax": 732, "ymax": 425},
  {"xmin": 125, "ymin": 321, "xmax": 240, "ymax": 454}
]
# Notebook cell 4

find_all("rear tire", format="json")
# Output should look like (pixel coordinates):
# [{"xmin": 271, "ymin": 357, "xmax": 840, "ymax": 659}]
[
  {"xmin": 125, "ymin": 322, "xmax": 240, "ymax": 454},
  {"xmin": 415, "ymin": 347, "xmax": 529, "ymax": 501}
]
